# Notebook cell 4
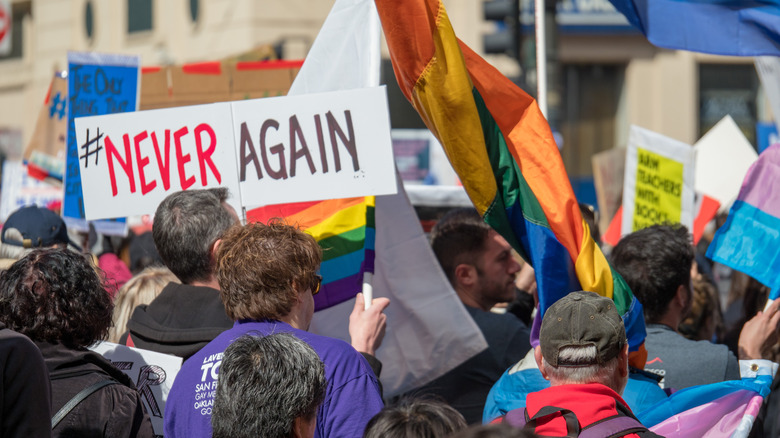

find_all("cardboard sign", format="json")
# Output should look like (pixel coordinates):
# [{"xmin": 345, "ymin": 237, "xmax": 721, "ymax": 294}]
[
  {"xmin": 694, "ymin": 115, "xmax": 757, "ymax": 213},
  {"xmin": 74, "ymin": 102, "xmax": 242, "ymax": 219},
  {"xmin": 90, "ymin": 342, "xmax": 182, "ymax": 437},
  {"xmin": 233, "ymin": 87, "xmax": 396, "ymax": 209},
  {"xmin": 24, "ymin": 72, "xmax": 68, "ymax": 165},
  {"xmin": 64, "ymin": 52, "xmax": 140, "ymax": 224},
  {"xmin": 622, "ymin": 125, "xmax": 695, "ymax": 235},
  {"xmin": 592, "ymin": 147, "xmax": 626, "ymax": 234}
]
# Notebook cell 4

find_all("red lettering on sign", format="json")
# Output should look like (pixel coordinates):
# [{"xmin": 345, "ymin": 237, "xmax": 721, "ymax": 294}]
[
  {"xmin": 194, "ymin": 123, "xmax": 221, "ymax": 185},
  {"xmin": 151, "ymin": 130, "xmax": 172, "ymax": 191},
  {"xmin": 106, "ymin": 134, "xmax": 136, "ymax": 196},
  {"xmin": 174, "ymin": 127, "xmax": 195, "ymax": 190},
  {"xmin": 133, "ymin": 131, "xmax": 157, "ymax": 195}
]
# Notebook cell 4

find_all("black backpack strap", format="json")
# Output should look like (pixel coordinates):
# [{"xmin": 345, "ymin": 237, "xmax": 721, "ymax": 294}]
[
  {"xmin": 501, "ymin": 406, "xmax": 580, "ymax": 437},
  {"xmin": 51, "ymin": 379, "xmax": 118, "ymax": 429},
  {"xmin": 580, "ymin": 415, "xmax": 648, "ymax": 438},
  {"xmin": 580, "ymin": 401, "xmax": 662, "ymax": 438}
]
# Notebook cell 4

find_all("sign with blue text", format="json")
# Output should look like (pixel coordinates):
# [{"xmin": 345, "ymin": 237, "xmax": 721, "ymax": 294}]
[{"xmin": 64, "ymin": 52, "xmax": 139, "ymax": 232}]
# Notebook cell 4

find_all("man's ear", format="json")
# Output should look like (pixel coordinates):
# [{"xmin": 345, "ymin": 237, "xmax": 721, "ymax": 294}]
[
  {"xmin": 454, "ymin": 263, "xmax": 477, "ymax": 288},
  {"xmin": 534, "ymin": 346, "xmax": 549, "ymax": 380},
  {"xmin": 618, "ymin": 343, "xmax": 629, "ymax": 378},
  {"xmin": 210, "ymin": 239, "xmax": 223, "ymax": 261},
  {"xmin": 674, "ymin": 284, "xmax": 688, "ymax": 309}
]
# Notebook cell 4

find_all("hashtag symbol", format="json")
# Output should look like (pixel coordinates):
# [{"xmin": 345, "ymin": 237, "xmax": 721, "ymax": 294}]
[
  {"xmin": 80, "ymin": 128, "xmax": 104, "ymax": 168},
  {"xmin": 49, "ymin": 92, "xmax": 66, "ymax": 120}
]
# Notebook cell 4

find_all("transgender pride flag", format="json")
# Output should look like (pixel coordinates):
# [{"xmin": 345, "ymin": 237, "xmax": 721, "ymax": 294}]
[
  {"xmin": 640, "ymin": 376, "xmax": 771, "ymax": 437},
  {"xmin": 248, "ymin": 196, "xmax": 376, "ymax": 311},
  {"xmin": 707, "ymin": 143, "xmax": 780, "ymax": 299}
]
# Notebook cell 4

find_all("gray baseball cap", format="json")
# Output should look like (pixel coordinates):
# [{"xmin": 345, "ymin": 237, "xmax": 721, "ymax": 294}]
[{"xmin": 540, "ymin": 291, "xmax": 627, "ymax": 367}]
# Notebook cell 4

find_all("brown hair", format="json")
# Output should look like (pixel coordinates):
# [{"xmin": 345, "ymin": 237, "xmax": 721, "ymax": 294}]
[{"xmin": 216, "ymin": 221, "xmax": 322, "ymax": 321}]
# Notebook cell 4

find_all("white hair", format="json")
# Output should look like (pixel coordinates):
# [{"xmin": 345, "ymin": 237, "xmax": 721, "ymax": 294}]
[
  {"xmin": 542, "ymin": 345, "xmax": 624, "ymax": 393},
  {"xmin": 0, "ymin": 229, "xmax": 34, "ymax": 261}
]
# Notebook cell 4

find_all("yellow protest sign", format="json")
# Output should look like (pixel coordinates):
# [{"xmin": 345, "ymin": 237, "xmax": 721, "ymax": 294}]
[
  {"xmin": 632, "ymin": 147, "xmax": 683, "ymax": 231},
  {"xmin": 621, "ymin": 125, "xmax": 694, "ymax": 236}
]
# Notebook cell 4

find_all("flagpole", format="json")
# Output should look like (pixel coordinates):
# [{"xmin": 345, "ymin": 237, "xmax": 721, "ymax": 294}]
[
  {"xmin": 535, "ymin": 0, "xmax": 548, "ymax": 118},
  {"xmin": 363, "ymin": 272, "xmax": 374, "ymax": 310}
]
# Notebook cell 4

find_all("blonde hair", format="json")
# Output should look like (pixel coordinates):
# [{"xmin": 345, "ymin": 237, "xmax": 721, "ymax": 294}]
[{"xmin": 108, "ymin": 266, "xmax": 179, "ymax": 343}]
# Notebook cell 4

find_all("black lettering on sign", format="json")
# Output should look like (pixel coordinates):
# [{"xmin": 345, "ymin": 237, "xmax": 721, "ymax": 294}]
[
  {"xmin": 289, "ymin": 115, "xmax": 316, "ymax": 178},
  {"xmin": 240, "ymin": 122, "xmax": 263, "ymax": 182},
  {"xmin": 326, "ymin": 110, "xmax": 359, "ymax": 172},
  {"xmin": 137, "ymin": 365, "xmax": 166, "ymax": 418}
]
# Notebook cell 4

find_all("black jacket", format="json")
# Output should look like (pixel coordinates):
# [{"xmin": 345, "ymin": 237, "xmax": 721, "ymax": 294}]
[
  {"xmin": 121, "ymin": 283, "xmax": 233, "ymax": 360},
  {"xmin": 38, "ymin": 342, "xmax": 154, "ymax": 438},
  {"xmin": 0, "ymin": 324, "xmax": 51, "ymax": 438}
]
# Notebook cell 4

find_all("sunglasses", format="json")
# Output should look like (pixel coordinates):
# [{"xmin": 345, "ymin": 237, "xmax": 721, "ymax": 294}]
[{"xmin": 311, "ymin": 275, "xmax": 323, "ymax": 295}]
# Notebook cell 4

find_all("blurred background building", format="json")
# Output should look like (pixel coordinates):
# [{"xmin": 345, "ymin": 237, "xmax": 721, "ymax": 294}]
[{"xmin": 0, "ymin": 0, "xmax": 774, "ymax": 206}]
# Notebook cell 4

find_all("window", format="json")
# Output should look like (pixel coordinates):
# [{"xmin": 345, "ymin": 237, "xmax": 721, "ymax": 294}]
[
  {"xmin": 127, "ymin": 0, "xmax": 152, "ymax": 33},
  {"xmin": 699, "ymin": 64, "xmax": 759, "ymax": 147}
]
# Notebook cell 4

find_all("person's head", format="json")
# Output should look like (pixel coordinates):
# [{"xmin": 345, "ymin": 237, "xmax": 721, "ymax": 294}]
[
  {"xmin": 108, "ymin": 266, "xmax": 180, "ymax": 343},
  {"xmin": 128, "ymin": 231, "xmax": 163, "ymax": 274},
  {"xmin": 679, "ymin": 276, "xmax": 721, "ymax": 342},
  {"xmin": 211, "ymin": 333, "xmax": 327, "ymax": 438},
  {"xmin": 431, "ymin": 208, "xmax": 521, "ymax": 311},
  {"xmin": 0, "ymin": 248, "xmax": 112, "ymax": 348},
  {"xmin": 153, "ymin": 188, "xmax": 239, "ymax": 284},
  {"xmin": 579, "ymin": 202, "xmax": 600, "ymax": 245},
  {"xmin": 363, "ymin": 397, "xmax": 467, "ymax": 438},
  {"xmin": 610, "ymin": 224, "xmax": 695, "ymax": 324},
  {"xmin": 216, "ymin": 221, "xmax": 322, "ymax": 327},
  {"xmin": 450, "ymin": 424, "xmax": 539, "ymax": 438},
  {"xmin": 0, "ymin": 205, "xmax": 79, "ymax": 261},
  {"xmin": 535, "ymin": 291, "xmax": 629, "ymax": 395}
]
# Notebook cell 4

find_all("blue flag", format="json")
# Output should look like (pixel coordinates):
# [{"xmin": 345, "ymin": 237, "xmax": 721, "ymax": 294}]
[{"xmin": 608, "ymin": 0, "xmax": 780, "ymax": 56}]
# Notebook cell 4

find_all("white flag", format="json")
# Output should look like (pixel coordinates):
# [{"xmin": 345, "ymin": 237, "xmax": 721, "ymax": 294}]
[{"xmin": 297, "ymin": 0, "xmax": 488, "ymax": 396}]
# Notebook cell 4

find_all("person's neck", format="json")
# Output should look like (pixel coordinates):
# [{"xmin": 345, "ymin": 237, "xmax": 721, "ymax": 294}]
[
  {"xmin": 652, "ymin": 312, "xmax": 681, "ymax": 332},
  {"xmin": 456, "ymin": 288, "xmax": 493, "ymax": 312},
  {"xmin": 279, "ymin": 313, "xmax": 308, "ymax": 331},
  {"xmin": 189, "ymin": 276, "xmax": 220, "ymax": 290}
]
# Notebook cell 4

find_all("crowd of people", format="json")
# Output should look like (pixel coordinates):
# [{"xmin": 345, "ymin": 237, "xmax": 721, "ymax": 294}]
[{"xmin": 0, "ymin": 187, "xmax": 777, "ymax": 438}]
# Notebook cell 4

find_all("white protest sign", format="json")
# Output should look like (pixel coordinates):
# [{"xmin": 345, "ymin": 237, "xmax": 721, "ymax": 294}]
[
  {"xmin": 90, "ymin": 341, "xmax": 182, "ymax": 437},
  {"xmin": 75, "ymin": 87, "xmax": 397, "ymax": 220},
  {"xmin": 756, "ymin": 57, "xmax": 780, "ymax": 132},
  {"xmin": 233, "ymin": 86, "xmax": 397, "ymax": 209},
  {"xmin": 694, "ymin": 115, "xmax": 758, "ymax": 213},
  {"xmin": 622, "ymin": 125, "xmax": 695, "ymax": 236},
  {"xmin": 0, "ymin": 161, "xmax": 63, "ymax": 223},
  {"xmin": 74, "ymin": 103, "xmax": 242, "ymax": 220}
]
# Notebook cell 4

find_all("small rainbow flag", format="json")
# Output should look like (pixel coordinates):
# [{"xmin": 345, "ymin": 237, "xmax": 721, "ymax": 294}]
[
  {"xmin": 375, "ymin": 0, "xmax": 646, "ymax": 366},
  {"xmin": 247, "ymin": 196, "xmax": 376, "ymax": 311}
]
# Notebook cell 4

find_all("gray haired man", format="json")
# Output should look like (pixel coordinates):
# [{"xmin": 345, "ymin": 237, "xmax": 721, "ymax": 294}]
[
  {"xmin": 211, "ymin": 333, "xmax": 327, "ymax": 438},
  {"xmin": 499, "ymin": 291, "xmax": 661, "ymax": 437}
]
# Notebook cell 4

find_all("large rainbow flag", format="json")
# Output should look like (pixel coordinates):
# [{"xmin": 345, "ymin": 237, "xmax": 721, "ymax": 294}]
[
  {"xmin": 374, "ymin": 0, "xmax": 646, "ymax": 366},
  {"xmin": 248, "ymin": 196, "xmax": 376, "ymax": 311}
]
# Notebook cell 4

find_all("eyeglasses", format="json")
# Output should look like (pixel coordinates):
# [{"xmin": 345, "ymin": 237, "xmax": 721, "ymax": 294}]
[{"xmin": 311, "ymin": 275, "xmax": 323, "ymax": 295}]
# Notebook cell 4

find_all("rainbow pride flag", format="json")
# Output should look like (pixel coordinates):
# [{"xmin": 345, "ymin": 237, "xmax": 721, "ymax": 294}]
[
  {"xmin": 374, "ymin": 0, "xmax": 646, "ymax": 365},
  {"xmin": 247, "ymin": 196, "xmax": 376, "ymax": 311}
]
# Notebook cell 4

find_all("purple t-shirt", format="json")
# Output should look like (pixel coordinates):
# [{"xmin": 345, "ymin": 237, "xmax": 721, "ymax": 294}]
[{"xmin": 164, "ymin": 320, "xmax": 384, "ymax": 438}]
